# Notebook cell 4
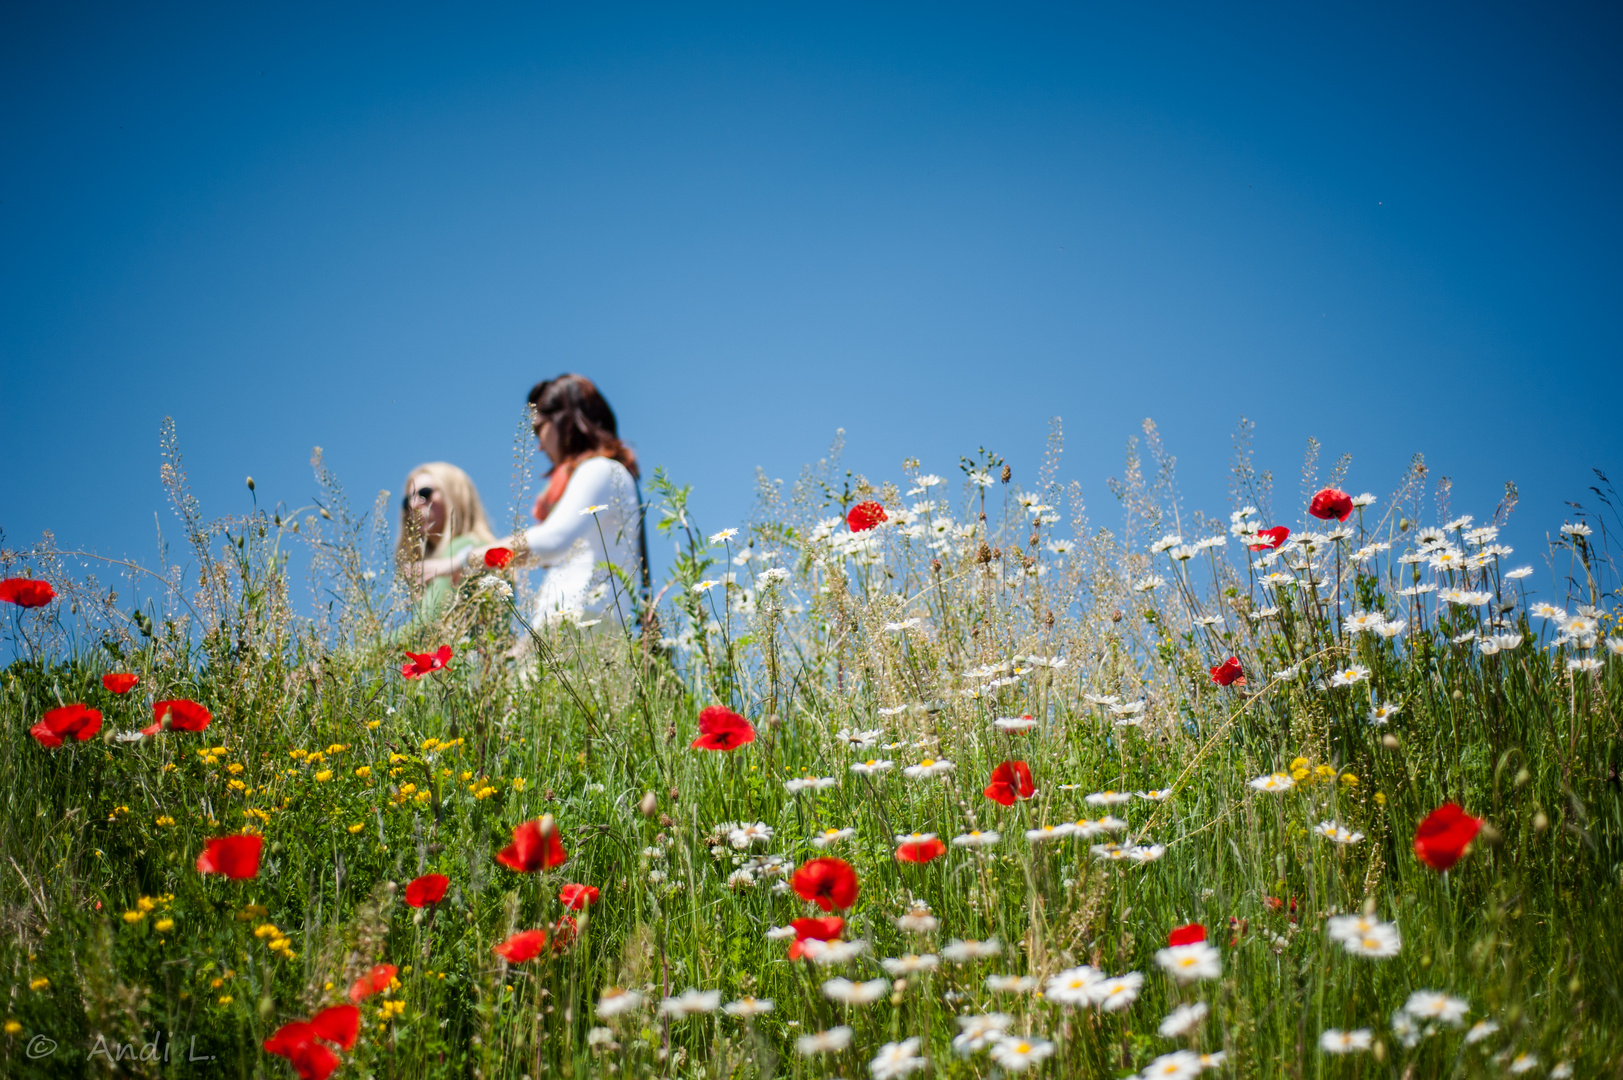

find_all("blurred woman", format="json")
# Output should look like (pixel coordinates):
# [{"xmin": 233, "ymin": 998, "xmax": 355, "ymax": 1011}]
[
  {"xmin": 422, "ymin": 374, "xmax": 646, "ymax": 629},
  {"xmin": 396, "ymin": 462, "xmax": 496, "ymax": 635}
]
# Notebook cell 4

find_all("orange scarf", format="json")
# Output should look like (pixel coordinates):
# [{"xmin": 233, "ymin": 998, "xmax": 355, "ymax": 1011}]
[{"xmin": 531, "ymin": 462, "xmax": 576, "ymax": 522}]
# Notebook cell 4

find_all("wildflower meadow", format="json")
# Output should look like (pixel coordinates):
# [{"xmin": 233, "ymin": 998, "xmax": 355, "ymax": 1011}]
[{"xmin": 2, "ymin": 418, "xmax": 1620, "ymax": 1079}]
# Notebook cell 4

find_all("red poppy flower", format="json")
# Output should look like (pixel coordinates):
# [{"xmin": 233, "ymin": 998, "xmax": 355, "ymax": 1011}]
[
  {"xmin": 790, "ymin": 856, "xmax": 860, "ymax": 912},
  {"xmin": 1209, "ymin": 657, "xmax": 1245, "ymax": 687},
  {"xmin": 496, "ymin": 816, "xmax": 566, "ymax": 873},
  {"xmin": 690, "ymin": 705, "xmax": 756, "ymax": 752},
  {"xmin": 846, "ymin": 501, "xmax": 888, "ymax": 532},
  {"xmin": 195, "ymin": 834, "xmax": 263, "ymax": 879},
  {"xmin": 1168, "ymin": 923, "xmax": 1207, "ymax": 946},
  {"xmin": 142, "ymin": 698, "xmax": 212, "ymax": 737},
  {"xmin": 265, "ymin": 1023, "xmax": 337, "ymax": 1080},
  {"xmin": 348, "ymin": 963, "xmax": 398, "ymax": 1003},
  {"xmin": 1413, "ymin": 803, "xmax": 1482, "ymax": 871},
  {"xmin": 403, "ymin": 873, "xmax": 450, "ymax": 907},
  {"xmin": 558, "ymin": 883, "xmax": 599, "ymax": 910},
  {"xmin": 308, "ymin": 1005, "xmax": 360, "ymax": 1052},
  {"xmin": 493, "ymin": 929, "xmax": 548, "ymax": 963},
  {"xmin": 0, "ymin": 578, "xmax": 55, "ymax": 607},
  {"xmin": 101, "ymin": 673, "xmax": 139, "ymax": 694},
  {"xmin": 483, "ymin": 547, "xmax": 514, "ymax": 569},
  {"xmin": 1247, "ymin": 526, "xmax": 1290, "ymax": 551},
  {"xmin": 1308, "ymin": 488, "xmax": 1354, "ymax": 522},
  {"xmin": 29, "ymin": 704, "xmax": 103, "ymax": 748},
  {"xmin": 983, "ymin": 760, "xmax": 1037, "ymax": 807},
  {"xmin": 895, "ymin": 836, "xmax": 948, "ymax": 863},
  {"xmin": 786, "ymin": 915, "xmax": 845, "ymax": 958},
  {"xmin": 400, "ymin": 645, "xmax": 453, "ymax": 679},
  {"xmin": 551, "ymin": 914, "xmax": 578, "ymax": 953}
]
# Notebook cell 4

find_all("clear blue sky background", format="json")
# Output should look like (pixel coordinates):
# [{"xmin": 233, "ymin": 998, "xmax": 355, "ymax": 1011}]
[{"xmin": 3, "ymin": 3, "xmax": 1620, "ymax": 581}]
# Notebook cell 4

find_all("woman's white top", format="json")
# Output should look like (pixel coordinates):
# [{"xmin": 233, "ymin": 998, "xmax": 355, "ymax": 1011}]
[{"xmin": 521, "ymin": 456, "xmax": 643, "ymax": 628}]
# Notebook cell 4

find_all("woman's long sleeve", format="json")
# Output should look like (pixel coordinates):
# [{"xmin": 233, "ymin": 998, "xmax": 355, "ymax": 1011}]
[{"xmin": 520, "ymin": 458, "xmax": 637, "ymax": 565}]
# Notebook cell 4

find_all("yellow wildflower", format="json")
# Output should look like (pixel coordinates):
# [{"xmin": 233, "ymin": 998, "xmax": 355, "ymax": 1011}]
[
  {"xmin": 354, "ymin": 766, "xmax": 371, "ymax": 779},
  {"xmin": 348, "ymin": 823, "xmax": 365, "ymax": 834},
  {"xmin": 227, "ymin": 763, "xmax": 245, "ymax": 775},
  {"xmin": 29, "ymin": 978, "xmax": 48, "ymax": 991},
  {"xmin": 154, "ymin": 918, "xmax": 174, "ymax": 933},
  {"xmin": 4, "ymin": 1020, "xmax": 21, "ymax": 1035},
  {"xmin": 218, "ymin": 995, "xmax": 233, "ymax": 1006},
  {"xmin": 122, "ymin": 910, "xmax": 144, "ymax": 923}
]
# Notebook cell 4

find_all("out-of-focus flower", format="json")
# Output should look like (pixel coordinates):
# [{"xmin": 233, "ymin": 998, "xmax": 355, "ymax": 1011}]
[
  {"xmin": 483, "ymin": 547, "xmax": 514, "ymax": 569},
  {"xmin": 691, "ymin": 706, "xmax": 755, "ymax": 751},
  {"xmin": 400, "ymin": 645, "xmax": 453, "ymax": 679},
  {"xmin": 792, "ymin": 857, "xmax": 860, "ymax": 911},
  {"xmin": 1414, "ymin": 804, "xmax": 1482, "ymax": 871},
  {"xmin": 143, "ymin": 698, "xmax": 212, "ymax": 736},
  {"xmin": 659, "ymin": 988, "xmax": 721, "ymax": 1017},
  {"xmin": 1403, "ymin": 990, "xmax": 1470, "ymax": 1025},
  {"xmin": 1319, "ymin": 1029, "xmax": 1372, "ymax": 1053},
  {"xmin": 1309, "ymin": 488, "xmax": 1354, "ymax": 522},
  {"xmin": 847, "ymin": 502, "xmax": 888, "ymax": 532},
  {"xmin": 1025, "ymin": 823, "xmax": 1076, "ymax": 843},
  {"xmin": 30, "ymin": 704, "xmax": 103, "ymax": 748},
  {"xmin": 1141, "ymin": 1050, "xmax": 1203, "ymax": 1079},
  {"xmin": 496, "ymin": 816, "xmax": 567, "ymax": 873},
  {"xmin": 942, "ymin": 938, "xmax": 1002, "ymax": 963},
  {"xmin": 1209, "ymin": 657, "xmax": 1245, "ymax": 686},
  {"xmin": 1341, "ymin": 922, "xmax": 1401, "ymax": 958},
  {"xmin": 1248, "ymin": 526, "xmax": 1290, "ymax": 551},
  {"xmin": 991, "ymin": 1035, "xmax": 1054, "ymax": 1072},
  {"xmin": 952, "ymin": 1012, "xmax": 1012, "ymax": 1054},
  {"xmin": 1249, "ymin": 773, "xmax": 1295, "ymax": 793},
  {"xmin": 797, "ymin": 1026, "xmax": 854, "ymax": 1055},
  {"xmin": 597, "ymin": 987, "xmax": 643, "ymax": 1018},
  {"xmin": 1089, "ymin": 972, "xmax": 1144, "ymax": 1011},
  {"xmin": 851, "ymin": 758, "xmax": 894, "ymax": 775},
  {"xmin": 1463, "ymin": 1019, "xmax": 1499, "ymax": 1044},
  {"xmin": 881, "ymin": 954, "xmax": 939, "ymax": 976},
  {"xmin": 823, "ymin": 977, "xmax": 889, "ymax": 1006},
  {"xmin": 404, "ymin": 873, "xmax": 450, "ymax": 907},
  {"xmin": 984, "ymin": 761, "xmax": 1036, "ymax": 806},
  {"xmin": 812, "ymin": 827, "xmax": 856, "ymax": 848},
  {"xmin": 559, "ymin": 883, "xmax": 599, "ymax": 910},
  {"xmin": 1314, "ymin": 821, "xmax": 1364, "ymax": 844},
  {"xmin": 1044, "ymin": 965, "xmax": 1102, "ymax": 1006},
  {"xmin": 102, "ymin": 673, "xmax": 139, "ymax": 694},
  {"xmin": 869, "ymin": 1037, "xmax": 927, "ymax": 1080},
  {"xmin": 493, "ymin": 929, "xmax": 548, "ymax": 963},
  {"xmin": 994, "ymin": 715, "xmax": 1039, "ymax": 734},
  {"xmin": 1158, "ymin": 1001, "xmax": 1209, "ymax": 1038},
  {"xmin": 349, "ymin": 963, "xmax": 398, "ymax": 1003},
  {"xmin": 1155, "ymin": 942, "xmax": 1221, "ymax": 983},
  {"xmin": 986, "ymin": 974, "xmax": 1040, "ymax": 993},
  {"xmin": 0, "ymin": 578, "xmax": 56, "ymax": 607},
  {"xmin": 895, "ymin": 833, "xmax": 948, "ymax": 863},
  {"xmin": 196, "ymin": 835, "xmax": 263, "ymax": 880}
]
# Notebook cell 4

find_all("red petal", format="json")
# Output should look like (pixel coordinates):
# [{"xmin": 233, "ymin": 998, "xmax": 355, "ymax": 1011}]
[
  {"xmin": 404, "ymin": 873, "xmax": 450, "ymax": 907},
  {"xmin": 308, "ymin": 1004, "xmax": 359, "ymax": 1051},
  {"xmin": 196, "ymin": 834, "xmax": 263, "ymax": 879}
]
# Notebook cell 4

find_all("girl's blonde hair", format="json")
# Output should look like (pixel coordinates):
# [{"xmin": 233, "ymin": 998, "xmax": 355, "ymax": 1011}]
[{"xmin": 395, "ymin": 462, "xmax": 497, "ymax": 563}]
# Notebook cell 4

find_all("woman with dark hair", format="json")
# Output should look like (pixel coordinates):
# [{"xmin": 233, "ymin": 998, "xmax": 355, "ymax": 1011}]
[{"xmin": 421, "ymin": 374, "xmax": 646, "ymax": 629}]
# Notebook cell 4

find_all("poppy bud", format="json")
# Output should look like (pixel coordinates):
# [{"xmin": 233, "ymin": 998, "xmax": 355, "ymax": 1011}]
[
  {"xmin": 1479, "ymin": 822, "xmax": 1503, "ymax": 847},
  {"xmin": 1514, "ymin": 767, "xmax": 1531, "ymax": 788},
  {"xmin": 639, "ymin": 791, "xmax": 658, "ymax": 817},
  {"xmin": 320, "ymin": 507, "xmax": 332, "ymax": 520},
  {"xmin": 1373, "ymin": 1042, "xmax": 1386, "ymax": 1063},
  {"xmin": 1399, "ymin": 517, "xmax": 1411, "ymax": 531},
  {"xmin": 1381, "ymin": 733, "xmax": 1400, "ymax": 749},
  {"xmin": 1532, "ymin": 811, "xmax": 1548, "ymax": 834},
  {"xmin": 1569, "ymin": 976, "xmax": 1581, "ymax": 995},
  {"xmin": 1451, "ymin": 689, "xmax": 1464, "ymax": 701},
  {"xmin": 258, "ymin": 995, "xmax": 276, "ymax": 1022},
  {"xmin": 246, "ymin": 476, "xmax": 255, "ymax": 491},
  {"xmin": 1362, "ymin": 896, "xmax": 1377, "ymax": 916}
]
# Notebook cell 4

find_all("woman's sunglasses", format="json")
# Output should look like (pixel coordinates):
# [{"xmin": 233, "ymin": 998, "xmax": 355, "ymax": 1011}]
[{"xmin": 401, "ymin": 486, "xmax": 437, "ymax": 511}]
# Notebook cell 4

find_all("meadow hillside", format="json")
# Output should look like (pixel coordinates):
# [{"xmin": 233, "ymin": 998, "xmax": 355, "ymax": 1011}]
[{"xmin": 2, "ymin": 420, "xmax": 1620, "ymax": 1079}]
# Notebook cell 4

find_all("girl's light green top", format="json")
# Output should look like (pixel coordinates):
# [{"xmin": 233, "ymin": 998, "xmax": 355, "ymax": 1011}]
[{"xmin": 402, "ymin": 534, "xmax": 479, "ymax": 639}]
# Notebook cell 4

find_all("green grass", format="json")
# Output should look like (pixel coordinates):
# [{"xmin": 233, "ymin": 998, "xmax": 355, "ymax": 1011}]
[{"xmin": 1, "ymin": 423, "xmax": 1620, "ymax": 1079}]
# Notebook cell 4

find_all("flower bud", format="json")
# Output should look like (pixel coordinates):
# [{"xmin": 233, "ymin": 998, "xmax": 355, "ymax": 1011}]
[
  {"xmin": 1000, "ymin": 465, "xmax": 1011, "ymax": 483},
  {"xmin": 1514, "ymin": 767, "xmax": 1531, "ymax": 788},
  {"xmin": 1478, "ymin": 822, "xmax": 1503, "ymax": 847},
  {"xmin": 1381, "ymin": 733, "xmax": 1400, "ymax": 749},
  {"xmin": 1532, "ymin": 811, "xmax": 1548, "ymax": 834},
  {"xmin": 639, "ymin": 791, "xmax": 658, "ymax": 817},
  {"xmin": 246, "ymin": 476, "xmax": 255, "ymax": 491},
  {"xmin": 320, "ymin": 507, "xmax": 332, "ymax": 520}
]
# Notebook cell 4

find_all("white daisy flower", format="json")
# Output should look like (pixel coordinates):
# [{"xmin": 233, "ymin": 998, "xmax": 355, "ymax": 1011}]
[
  {"xmin": 812, "ymin": 827, "xmax": 857, "ymax": 848},
  {"xmin": 985, "ymin": 974, "xmax": 1039, "ymax": 993},
  {"xmin": 1369, "ymin": 702, "xmax": 1401, "ymax": 724},
  {"xmin": 1463, "ymin": 1019, "xmax": 1499, "ymax": 1044},
  {"xmin": 785, "ymin": 776, "xmax": 838, "ymax": 794},
  {"xmin": 708, "ymin": 528, "xmax": 738, "ymax": 544},
  {"xmin": 1157, "ymin": 1001, "xmax": 1209, "ymax": 1038},
  {"xmin": 1503, "ymin": 565, "xmax": 1534, "ymax": 579},
  {"xmin": 1345, "ymin": 611, "xmax": 1386, "ymax": 634},
  {"xmin": 868, "ymin": 1038, "xmax": 928, "ymax": 1080},
  {"xmin": 1314, "ymin": 821, "xmax": 1365, "ymax": 844},
  {"xmin": 1128, "ymin": 844, "xmax": 1167, "ymax": 863},
  {"xmin": 951, "ymin": 1012, "xmax": 1012, "ymax": 1054},
  {"xmin": 942, "ymin": 938, "xmax": 1003, "ymax": 962},
  {"xmin": 728, "ymin": 822, "xmax": 774, "ymax": 848},
  {"xmin": 952, "ymin": 830, "xmax": 1001, "ymax": 848},
  {"xmin": 822, "ymin": 977, "xmax": 889, "ymax": 1005},
  {"xmin": 765, "ymin": 925, "xmax": 797, "ymax": 941},
  {"xmin": 990, "ymin": 1035, "xmax": 1055, "ymax": 1072},
  {"xmin": 1026, "ymin": 823, "xmax": 1077, "ymax": 843},
  {"xmin": 837, "ymin": 727, "xmax": 884, "ymax": 748},
  {"xmin": 850, "ymin": 759, "xmax": 894, "ymax": 775},
  {"xmin": 659, "ymin": 988, "xmax": 722, "ymax": 1017},
  {"xmin": 994, "ymin": 715, "xmax": 1040, "ymax": 733},
  {"xmin": 894, "ymin": 903, "xmax": 939, "ymax": 934},
  {"xmin": 902, "ymin": 757, "xmax": 955, "ymax": 778},
  {"xmin": 1329, "ymin": 666, "xmax": 1371, "ymax": 687},
  {"xmin": 1508, "ymin": 1053, "xmax": 1539, "ymax": 1074},
  {"xmin": 1043, "ymin": 965, "xmax": 1102, "ymax": 1006},
  {"xmin": 1374, "ymin": 619, "xmax": 1408, "ymax": 638},
  {"xmin": 722, "ymin": 996, "xmax": 773, "ymax": 1017},
  {"xmin": 1403, "ymin": 990, "xmax": 1470, "ymax": 1026},
  {"xmin": 1341, "ymin": 922, "xmax": 1401, "ymax": 958},
  {"xmin": 1249, "ymin": 772, "xmax": 1296, "ymax": 793},
  {"xmin": 796, "ymin": 1026, "xmax": 854, "ymax": 1055},
  {"xmin": 1154, "ymin": 942, "xmax": 1221, "ymax": 983},
  {"xmin": 1137, "ymin": 788, "xmax": 1174, "ymax": 801},
  {"xmin": 1141, "ymin": 1050, "xmax": 1203, "ymax": 1079},
  {"xmin": 1135, "ymin": 575, "xmax": 1167, "ymax": 592},
  {"xmin": 1319, "ymin": 1028, "xmax": 1372, "ymax": 1053},
  {"xmin": 1089, "ymin": 972, "xmax": 1144, "ymax": 1011},
  {"xmin": 1151, "ymin": 535, "xmax": 1184, "ymax": 554},
  {"xmin": 596, "ymin": 987, "xmax": 644, "ymax": 1018},
  {"xmin": 881, "ymin": 954, "xmax": 939, "ymax": 976},
  {"xmin": 1085, "ymin": 790, "xmax": 1133, "ymax": 807}
]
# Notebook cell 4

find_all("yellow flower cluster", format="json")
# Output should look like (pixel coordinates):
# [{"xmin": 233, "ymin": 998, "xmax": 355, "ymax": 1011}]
[
  {"xmin": 378, "ymin": 998, "xmax": 407, "ymax": 1021},
  {"xmin": 155, "ymin": 815, "xmax": 176, "ymax": 826},
  {"xmin": 1288, "ymin": 757, "xmax": 1358, "ymax": 786},
  {"xmin": 354, "ymin": 765, "xmax": 372, "ymax": 779},
  {"xmin": 107, "ymin": 805, "xmax": 130, "ymax": 821},
  {"xmin": 195, "ymin": 746, "xmax": 229, "ymax": 767},
  {"xmin": 254, "ymin": 922, "xmax": 298, "ymax": 960}
]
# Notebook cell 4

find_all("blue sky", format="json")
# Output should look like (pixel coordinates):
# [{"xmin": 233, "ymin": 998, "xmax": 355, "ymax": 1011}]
[{"xmin": 3, "ymin": 2, "xmax": 1619, "ymax": 581}]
